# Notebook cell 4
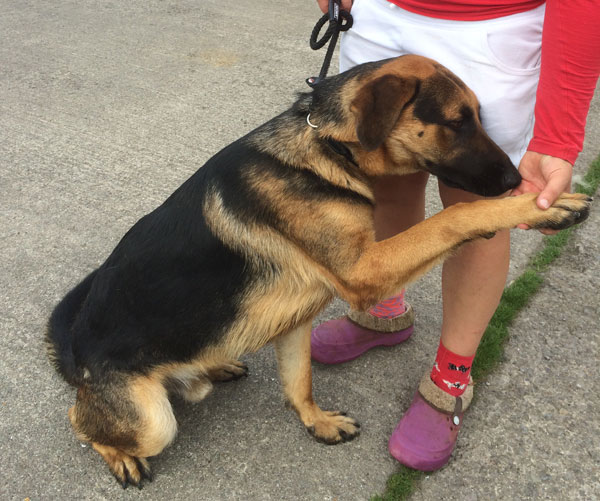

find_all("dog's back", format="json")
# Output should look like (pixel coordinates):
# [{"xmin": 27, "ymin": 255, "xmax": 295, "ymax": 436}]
[{"xmin": 47, "ymin": 143, "xmax": 261, "ymax": 378}]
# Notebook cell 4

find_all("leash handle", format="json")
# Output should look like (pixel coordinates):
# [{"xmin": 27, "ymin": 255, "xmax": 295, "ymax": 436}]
[
  {"xmin": 307, "ymin": 0, "xmax": 353, "ymax": 88},
  {"xmin": 329, "ymin": 0, "xmax": 341, "ymax": 23}
]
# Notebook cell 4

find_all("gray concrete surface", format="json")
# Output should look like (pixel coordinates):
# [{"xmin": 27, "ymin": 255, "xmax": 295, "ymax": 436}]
[{"xmin": 0, "ymin": 1, "xmax": 598, "ymax": 499}]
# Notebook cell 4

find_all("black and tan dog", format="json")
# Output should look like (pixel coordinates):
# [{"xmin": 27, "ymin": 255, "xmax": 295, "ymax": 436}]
[{"xmin": 47, "ymin": 55, "xmax": 590, "ymax": 487}]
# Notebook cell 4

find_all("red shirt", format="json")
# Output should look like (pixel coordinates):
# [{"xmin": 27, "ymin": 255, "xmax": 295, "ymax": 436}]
[
  {"xmin": 388, "ymin": 0, "xmax": 545, "ymax": 21},
  {"xmin": 388, "ymin": 0, "xmax": 600, "ymax": 164}
]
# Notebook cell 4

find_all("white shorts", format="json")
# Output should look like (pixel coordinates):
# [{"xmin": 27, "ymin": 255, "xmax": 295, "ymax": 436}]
[{"xmin": 340, "ymin": 0, "xmax": 545, "ymax": 165}]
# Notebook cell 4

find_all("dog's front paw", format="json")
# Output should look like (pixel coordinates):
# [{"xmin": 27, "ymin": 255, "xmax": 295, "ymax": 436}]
[
  {"xmin": 306, "ymin": 410, "xmax": 360, "ymax": 445},
  {"xmin": 529, "ymin": 193, "xmax": 592, "ymax": 230}
]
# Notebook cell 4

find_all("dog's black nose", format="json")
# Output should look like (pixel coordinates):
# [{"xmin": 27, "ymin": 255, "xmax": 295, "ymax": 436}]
[{"xmin": 502, "ymin": 167, "xmax": 522, "ymax": 190}]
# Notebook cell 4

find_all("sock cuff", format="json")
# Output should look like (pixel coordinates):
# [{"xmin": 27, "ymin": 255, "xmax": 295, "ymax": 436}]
[
  {"xmin": 430, "ymin": 341, "xmax": 475, "ymax": 397},
  {"xmin": 418, "ymin": 373, "xmax": 474, "ymax": 413},
  {"xmin": 436, "ymin": 340, "xmax": 476, "ymax": 365},
  {"xmin": 368, "ymin": 291, "xmax": 406, "ymax": 318},
  {"xmin": 348, "ymin": 303, "xmax": 414, "ymax": 332}
]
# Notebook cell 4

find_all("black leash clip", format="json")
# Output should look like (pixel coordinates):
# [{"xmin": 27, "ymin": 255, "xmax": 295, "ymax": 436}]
[{"xmin": 306, "ymin": 0, "xmax": 353, "ymax": 88}]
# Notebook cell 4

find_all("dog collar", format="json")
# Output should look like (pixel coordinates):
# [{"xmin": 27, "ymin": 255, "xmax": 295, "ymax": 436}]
[{"xmin": 306, "ymin": 113, "xmax": 318, "ymax": 129}]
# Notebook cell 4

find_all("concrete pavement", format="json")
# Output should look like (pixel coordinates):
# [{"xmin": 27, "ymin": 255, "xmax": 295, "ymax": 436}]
[{"xmin": 1, "ymin": 1, "xmax": 598, "ymax": 499}]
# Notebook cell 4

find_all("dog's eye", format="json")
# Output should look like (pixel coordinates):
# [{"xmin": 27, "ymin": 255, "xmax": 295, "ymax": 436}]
[{"xmin": 448, "ymin": 119, "xmax": 464, "ymax": 130}]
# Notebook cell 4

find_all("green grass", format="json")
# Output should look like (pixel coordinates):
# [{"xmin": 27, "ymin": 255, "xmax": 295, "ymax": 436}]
[
  {"xmin": 371, "ymin": 468, "xmax": 421, "ymax": 501},
  {"xmin": 372, "ymin": 155, "xmax": 600, "ymax": 500},
  {"xmin": 470, "ymin": 268, "xmax": 543, "ymax": 380}
]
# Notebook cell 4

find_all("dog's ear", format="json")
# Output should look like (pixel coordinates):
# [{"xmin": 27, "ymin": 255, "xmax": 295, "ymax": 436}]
[{"xmin": 351, "ymin": 75, "xmax": 418, "ymax": 151}]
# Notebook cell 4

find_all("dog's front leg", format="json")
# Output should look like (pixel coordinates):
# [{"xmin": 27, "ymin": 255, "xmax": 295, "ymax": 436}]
[
  {"xmin": 274, "ymin": 321, "xmax": 359, "ymax": 444},
  {"xmin": 341, "ymin": 192, "xmax": 591, "ymax": 311}
]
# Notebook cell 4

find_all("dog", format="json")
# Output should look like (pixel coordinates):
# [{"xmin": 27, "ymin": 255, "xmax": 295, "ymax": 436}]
[{"xmin": 47, "ymin": 55, "xmax": 591, "ymax": 487}]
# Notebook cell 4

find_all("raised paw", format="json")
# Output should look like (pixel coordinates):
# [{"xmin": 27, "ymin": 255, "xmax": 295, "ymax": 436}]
[
  {"xmin": 531, "ymin": 193, "xmax": 592, "ymax": 230},
  {"xmin": 306, "ymin": 410, "xmax": 360, "ymax": 445},
  {"xmin": 91, "ymin": 442, "xmax": 152, "ymax": 489},
  {"xmin": 207, "ymin": 360, "xmax": 249, "ymax": 382}
]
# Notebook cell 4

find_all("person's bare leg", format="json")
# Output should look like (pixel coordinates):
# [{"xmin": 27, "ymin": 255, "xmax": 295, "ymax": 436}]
[
  {"xmin": 388, "ymin": 183, "xmax": 511, "ymax": 471},
  {"xmin": 438, "ymin": 183, "xmax": 511, "ymax": 356},
  {"xmin": 373, "ymin": 172, "xmax": 429, "ymax": 239}
]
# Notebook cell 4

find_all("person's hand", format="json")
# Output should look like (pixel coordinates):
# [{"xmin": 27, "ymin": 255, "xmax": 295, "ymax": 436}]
[
  {"xmin": 511, "ymin": 151, "xmax": 574, "ymax": 234},
  {"xmin": 317, "ymin": 0, "xmax": 353, "ymax": 14}
]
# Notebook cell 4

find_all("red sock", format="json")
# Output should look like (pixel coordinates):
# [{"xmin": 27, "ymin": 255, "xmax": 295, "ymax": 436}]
[
  {"xmin": 430, "ymin": 341, "xmax": 474, "ymax": 397},
  {"xmin": 368, "ymin": 290, "xmax": 407, "ymax": 319}
]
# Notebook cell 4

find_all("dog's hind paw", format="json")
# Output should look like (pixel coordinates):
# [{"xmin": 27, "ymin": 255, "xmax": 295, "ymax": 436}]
[
  {"xmin": 207, "ymin": 359, "xmax": 249, "ymax": 382},
  {"xmin": 91, "ymin": 443, "xmax": 152, "ymax": 489},
  {"xmin": 306, "ymin": 410, "xmax": 360, "ymax": 445}
]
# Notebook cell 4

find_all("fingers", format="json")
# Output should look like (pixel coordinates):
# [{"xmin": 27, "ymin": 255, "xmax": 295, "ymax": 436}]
[
  {"xmin": 316, "ymin": 0, "xmax": 353, "ymax": 14},
  {"xmin": 537, "ymin": 162, "xmax": 573, "ymax": 209},
  {"xmin": 513, "ymin": 152, "xmax": 574, "ymax": 233},
  {"xmin": 511, "ymin": 179, "xmax": 541, "ymax": 197},
  {"xmin": 513, "ymin": 152, "xmax": 545, "ymax": 197},
  {"xmin": 516, "ymin": 224, "xmax": 558, "ymax": 235}
]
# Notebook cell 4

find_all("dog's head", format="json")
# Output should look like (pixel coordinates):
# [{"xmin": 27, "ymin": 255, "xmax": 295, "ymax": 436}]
[{"xmin": 343, "ymin": 56, "xmax": 521, "ymax": 196}]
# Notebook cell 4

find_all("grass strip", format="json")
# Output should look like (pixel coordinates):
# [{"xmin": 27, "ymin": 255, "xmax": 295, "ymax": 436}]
[
  {"xmin": 371, "ymin": 468, "xmax": 421, "ymax": 501},
  {"xmin": 372, "ymin": 155, "xmax": 600, "ymax": 500}
]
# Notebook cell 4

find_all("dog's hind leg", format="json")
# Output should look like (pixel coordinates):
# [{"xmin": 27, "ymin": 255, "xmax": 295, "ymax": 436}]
[
  {"xmin": 69, "ymin": 374, "xmax": 177, "ymax": 488},
  {"xmin": 274, "ymin": 321, "xmax": 360, "ymax": 444}
]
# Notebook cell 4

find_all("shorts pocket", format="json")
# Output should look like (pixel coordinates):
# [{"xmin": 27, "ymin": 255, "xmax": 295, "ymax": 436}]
[{"xmin": 482, "ymin": 23, "xmax": 542, "ymax": 76}]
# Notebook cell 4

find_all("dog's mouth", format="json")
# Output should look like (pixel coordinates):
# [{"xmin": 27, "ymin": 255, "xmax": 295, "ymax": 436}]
[
  {"xmin": 435, "ymin": 172, "xmax": 510, "ymax": 198},
  {"xmin": 436, "ymin": 174, "xmax": 465, "ymax": 191},
  {"xmin": 423, "ymin": 163, "xmax": 471, "ymax": 193},
  {"xmin": 425, "ymin": 162, "xmax": 520, "ymax": 198}
]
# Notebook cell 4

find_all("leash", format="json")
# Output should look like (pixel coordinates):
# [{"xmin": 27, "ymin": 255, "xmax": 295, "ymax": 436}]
[
  {"xmin": 306, "ymin": 0, "xmax": 353, "ymax": 88},
  {"xmin": 306, "ymin": 1, "xmax": 357, "ymax": 167}
]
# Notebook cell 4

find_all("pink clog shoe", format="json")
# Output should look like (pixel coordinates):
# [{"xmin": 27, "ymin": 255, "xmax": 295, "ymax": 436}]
[
  {"xmin": 388, "ymin": 374, "xmax": 474, "ymax": 471},
  {"xmin": 311, "ymin": 305, "xmax": 414, "ymax": 364}
]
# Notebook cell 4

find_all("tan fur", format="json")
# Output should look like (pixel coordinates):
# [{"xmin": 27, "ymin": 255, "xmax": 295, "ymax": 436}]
[
  {"xmin": 127, "ymin": 375, "xmax": 178, "ymax": 457},
  {"xmin": 203, "ymin": 189, "xmax": 336, "ymax": 356},
  {"xmin": 274, "ymin": 322, "xmax": 359, "ymax": 443},
  {"xmin": 91, "ymin": 443, "xmax": 143, "ymax": 485},
  {"xmin": 205, "ymin": 360, "xmax": 248, "ymax": 382},
  {"xmin": 250, "ymin": 127, "xmax": 375, "ymax": 201}
]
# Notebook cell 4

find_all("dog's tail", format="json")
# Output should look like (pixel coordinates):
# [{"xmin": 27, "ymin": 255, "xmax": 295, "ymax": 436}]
[{"xmin": 46, "ymin": 270, "xmax": 97, "ymax": 386}]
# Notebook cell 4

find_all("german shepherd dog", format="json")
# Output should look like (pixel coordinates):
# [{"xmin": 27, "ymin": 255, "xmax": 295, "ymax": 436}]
[{"xmin": 47, "ymin": 55, "xmax": 591, "ymax": 487}]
